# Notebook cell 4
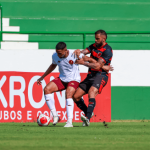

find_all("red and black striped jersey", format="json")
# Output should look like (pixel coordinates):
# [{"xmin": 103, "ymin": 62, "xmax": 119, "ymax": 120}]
[{"xmin": 86, "ymin": 43, "xmax": 113, "ymax": 76}]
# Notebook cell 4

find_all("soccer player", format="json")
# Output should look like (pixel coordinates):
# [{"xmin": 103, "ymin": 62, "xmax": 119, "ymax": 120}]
[
  {"xmin": 37, "ymin": 42, "xmax": 86, "ymax": 127},
  {"xmin": 73, "ymin": 30, "xmax": 113, "ymax": 126}
]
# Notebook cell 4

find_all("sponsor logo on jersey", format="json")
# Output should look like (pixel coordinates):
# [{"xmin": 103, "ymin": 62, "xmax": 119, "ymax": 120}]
[
  {"xmin": 97, "ymin": 52, "xmax": 102, "ymax": 58},
  {"xmin": 69, "ymin": 60, "xmax": 73, "ymax": 65},
  {"xmin": 71, "ymin": 83, "xmax": 74, "ymax": 85}
]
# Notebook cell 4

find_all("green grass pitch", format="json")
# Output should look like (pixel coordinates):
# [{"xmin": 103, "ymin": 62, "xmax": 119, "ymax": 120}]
[{"xmin": 0, "ymin": 122, "xmax": 150, "ymax": 150}]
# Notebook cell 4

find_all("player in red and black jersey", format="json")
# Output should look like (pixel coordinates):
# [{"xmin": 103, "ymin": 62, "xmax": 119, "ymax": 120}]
[
  {"xmin": 73, "ymin": 30, "xmax": 113, "ymax": 126},
  {"xmin": 86, "ymin": 42, "xmax": 112, "ymax": 76}
]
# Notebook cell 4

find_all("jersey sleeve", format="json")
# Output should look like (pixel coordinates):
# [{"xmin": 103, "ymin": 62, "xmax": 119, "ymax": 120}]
[
  {"xmin": 52, "ymin": 53, "xmax": 57, "ymax": 65},
  {"xmin": 100, "ymin": 48, "xmax": 113, "ymax": 64},
  {"xmin": 86, "ymin": 44, "xmax": 94, "ymax": 53},
  {"xmin": 52, "ymin": 59, "xmax": 57, "ymax": 65}
]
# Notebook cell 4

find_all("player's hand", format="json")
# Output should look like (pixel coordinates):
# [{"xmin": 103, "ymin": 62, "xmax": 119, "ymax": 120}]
[
  {"xmin": 37, "ymin": 77, "xmax": 43, "ymax": 85},
  {"xmin": 109, "ymin": 65, "xmax": 114, "ymax": 71},
  {"xmin": 73, "ymin": 49, "xmax": 81, "ymax": 58},
  {"xmin": 75, "ymin": 57, "xmax": 85, "ymax": 65}
]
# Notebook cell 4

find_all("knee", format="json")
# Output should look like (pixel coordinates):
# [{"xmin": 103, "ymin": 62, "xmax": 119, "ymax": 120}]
[
  {"xmin": 73, "ymin": 93, "xmax": 81, "ymax": 102},
  {"xmin": 72, "ymin": 94, "xmax": 77, "ymax": 102},
  {"xmin": 66, "ymin": 90, "xmax": 74, "ymax": 99},
  {"xmin": 66, "ymin": 92, "xmax": 73, "ymax": 99},
  {"xmin": 88, "ymin": 90, "xmax": 97, "ymax": 99},
  {"xmin": 66, "ymin": 87, "xmax": 76, "ymax": 99},
  {"xmin": 44, "ymin": 86, "xmax": 52, "ymax": 95}
]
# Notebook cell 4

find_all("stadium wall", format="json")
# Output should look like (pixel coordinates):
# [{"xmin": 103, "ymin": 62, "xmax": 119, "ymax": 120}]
[{"xmin": 0, "ymin": 0, "xmax": 150, "ymax": 120}]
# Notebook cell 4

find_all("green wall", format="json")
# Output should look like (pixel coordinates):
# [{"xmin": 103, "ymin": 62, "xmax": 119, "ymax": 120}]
[
  {"xmin": 112, "ymin": 87, "xmax": 150, "ymax": 120},
  {"xmin": 1, "ymin": 0, "xmax": 150, "ymax": 49},
  {"xmin": 1, "ymin": 0, "xmax": 150, "ymax": 32}
]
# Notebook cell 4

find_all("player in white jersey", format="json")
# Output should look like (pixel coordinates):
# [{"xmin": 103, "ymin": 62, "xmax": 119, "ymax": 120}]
[
  {"xmin": 52, "ymin": 50, "xmax": 82, "ymax": 83},
  {"xmin": 37, "ymin": 42, "xmax": 84, "ymax": 127}
]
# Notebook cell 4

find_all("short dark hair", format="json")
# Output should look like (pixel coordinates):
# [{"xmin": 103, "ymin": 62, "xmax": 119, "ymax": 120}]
[
  {"xmin": 95, "ymin": 30, "xmax": 107, "ymax": 39},
  {"xmin": 56, "ymin": 42, "xmax": 66, "ymax": 50}
]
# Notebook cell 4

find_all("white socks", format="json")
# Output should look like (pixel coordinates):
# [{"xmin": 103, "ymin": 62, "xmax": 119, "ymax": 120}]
[
  {"xmin": 44, "ymin": 94, "xmax": 58, "ymax": 117},
  {"xmin": 45, "ymin": 94, "xmax": 74, "ymax": 124},
  {"xmin": 66, "ymin": 98, "xmax": 74, "ymax": 124}
]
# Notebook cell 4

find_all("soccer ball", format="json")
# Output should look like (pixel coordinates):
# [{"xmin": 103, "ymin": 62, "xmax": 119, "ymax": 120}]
[{"xmin": 37, "ymin": 114, "xmax": 50, "ymax": 126}]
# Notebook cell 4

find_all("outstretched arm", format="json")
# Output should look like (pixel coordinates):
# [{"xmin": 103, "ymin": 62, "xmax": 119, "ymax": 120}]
[
  {"xmin": 75, "ymin": 56, "xmax": 105, "ymax": 70},
  {"xmin": 83, "ymin": 57, "xmax": 105, "ymax": 70},
  {"xmin": 102, "ymin": 65, "xmax": 114, "ymax": 72},
  {"xmin": 82, "ymin": 55, "xmax": 97, "ymax": 63},
  {"xmin": 73, "ymin": 49, "xmax": 90, "ymax": 57},
  {"xmin": 80, "ymin": 49, "xmax": 90, "ymax": 55},
  {"xmin": 37, "ymin": 64, "xmax": 57, "ymax": 85}
]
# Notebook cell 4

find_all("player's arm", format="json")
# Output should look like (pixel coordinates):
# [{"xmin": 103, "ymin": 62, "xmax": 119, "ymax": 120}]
[
  {"xmin": 102, "ymin": 65, "xmax": 114, "ymax": 73},
  {"xmin": 73, "ymin": 44, "xmax": 94, "ymax": 57},
  {"xmin": 37, "ymin": 64, "xmax": 57, "ymax": 85},
  {"xmin": 84, "ymin": 57, "xmax": 105, "ymax": 70},
  {"xmin": 76, "ymin": 56, "xmax": 105, "ymax": 70},
  {"xmin": 84, "ymin": 56, "xmax": 114, "ymax": 72},
  {"xmin": 73, "ymin": 49, "xmax": 90, "ymax": 58},
  {"xmin": 81, "ymin": 49, "xmax": 90, "ymax": 55},
  {"xmin": 75, "ymin": 55, "xmax": 97, "ymax": 63},
  {"xmin": 100, "ymin": 48, "xmax": 113, "ymax": 72},
  {"xmin": 82, "ymin": 55, "xmax": 97, "ymax": 63}
]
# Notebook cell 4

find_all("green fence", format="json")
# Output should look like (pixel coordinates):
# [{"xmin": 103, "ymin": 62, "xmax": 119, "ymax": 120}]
[
  {"xmin": 2, "ymin": 31, "xmax": 150, "ymax": 49},
  {"xmin": 1, "ymin": 1, "xmax": 150, "ymax": 49}
]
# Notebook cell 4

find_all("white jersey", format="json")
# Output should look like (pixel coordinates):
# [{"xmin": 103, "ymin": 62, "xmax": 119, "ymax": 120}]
[{"xmin": 52, "ymin": 50, "xmax": 84, "ymax": 83}]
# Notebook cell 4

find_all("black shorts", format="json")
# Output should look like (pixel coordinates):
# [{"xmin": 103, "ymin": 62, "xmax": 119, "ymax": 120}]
[{"xmin": 79, "ymin": 73, "xmax": 108, "ymax": 94}]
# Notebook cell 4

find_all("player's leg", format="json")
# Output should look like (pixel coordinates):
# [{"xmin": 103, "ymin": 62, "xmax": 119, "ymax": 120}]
[
  {"xmin": 44, "ymin": 81, "xmax": 59, "ymax": 118},
  {"xmin": 44, "ymin": 77, "xmax": 65, "ymax": 125},
  {"xmin": 64, "ymin": 81, "xmax": 79, "ymax": 127},
  {"xmin": 85, "ymin": 75, "xmax": 108, "ymax": 124},
  {"xmin": 79, "ymin": 86, "xmax": 98, "ymax": 126},
  {"xmin": 73, "ymin": 87, "xmax": 87, "ymax": 115},
  {"xmin": 73, "ymin": 77, "xmax": 91, "ymax": 116}
]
